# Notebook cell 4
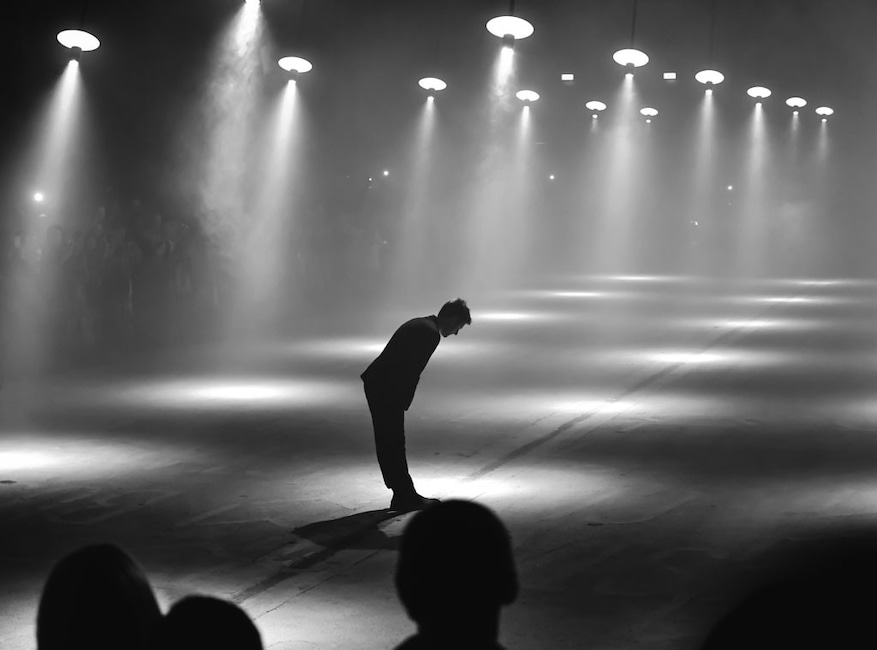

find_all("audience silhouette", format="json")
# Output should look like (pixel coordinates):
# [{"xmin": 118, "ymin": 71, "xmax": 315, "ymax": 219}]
[
  {"xmin": 160, "ymin": 594, "xmax": 263, "ymax": 650},
  {"xmin": 394, "ymin": 500, "xmax": 518, "ymax": 649},
  {"xmin": 36, "ymin": 543, "xmax": 162, "ymax": 650}
]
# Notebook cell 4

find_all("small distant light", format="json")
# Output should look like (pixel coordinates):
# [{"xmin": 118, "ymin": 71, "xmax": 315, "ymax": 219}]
[
  {"xmin": 640, "ymin": 107, "xmax": 658, "ymax": 117},
  {"xmin": 418, "ymin": 77, "xmax": 447, "ymax": 92},
  {"xmin": 613, "ymin": 48, "xmax": 649, "ymax": 68},
  {"xmin": 695, "ymin": 69, "xmax": 725, "ymax": 86},
  {"xmin": 516, "ymin": 89, "xmax": 540, "ymax": 103},
  {"xmin": 645, "ymin": 119, "xmax": 652, "ymax": 123},
  {"xmin": 549, "ymin": 174, "xmax": 556, "ymax": 181},
  {"xmin": 786, "ymin": 97, "xmax": 807, "ymax": 108},
  {"xmin": 663, "ymin": 72, "xmax": 677, "ymax": 80},
  {"xmin": 34, "ymin": 192, "xmax": 45, "ymax": 203},
  {"xmin": 561, "ymin": 73, "xmax": 575, "ymax": 82},
  {"xmin": 815, "ymin": 106, "xmax": 834, "ymax": 116},
  {"xmin": 278, "ymin": 56, "xmax": 313, "ymax": 74},
  {"xmin": 383, "ymin": 170, "xmax": 389, "ymax": 177},
  {"xmin": 486, "ymin": 16, "xmax": 535, "ymax": 41},
  {"xmin": 57, "ymin": 29, "xmax": 100, "ymax": 52},
  {"xmin": 585, "ymin": 100, "xmax": 607, "ymax": 112},
  {"xmin": 748, "ymin": 86, "xmax": 771, "ymax": 99},
  {"xmin": 727, "ymin": 185, "xmax": 733, "ymax": 191},
  {"xmin": 694, "ymin": 221, "xmax": 699, "ymax": 226},
  {"xmin": 368, "ymin": 177, "xmax": 373, "ymax": 182},
  {"xmin": 793, "ymin": 110, "xmax": 799, "ymax": 116},
  {"xmin": 592, "ymin": 114, "xmax": 598, "ymax": 119}
]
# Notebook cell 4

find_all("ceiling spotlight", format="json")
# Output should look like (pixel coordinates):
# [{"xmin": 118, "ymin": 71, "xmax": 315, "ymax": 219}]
[
  {"xmin": 383, "ymin": 170, "xmax": 390, "ymax": 177},
  {"xmin": 640, "ymin": 107, "xmax": 658, "ymax": 117},
  {"xmin": 549, "ymin": 174, "xmax": 556, "ymax": 180},
  {"xmin": 815, "ymin": 106, "xmax": 834, "ymax": 116},
  {"xmin": 747, "ymin": 86, "xmax": 771, "ymax": 99},
  {"xmin": 57, "ymin": 29, "xmax": 100, "ymax": 53},
  {"xmin": 663, "ymin": 72, "xmax": 677, "ymax": 80},
  {"xmin": 418, "ymin": 77, "xmax": 447, "ymax": 92},
  {"xmin": 585, "ymin": 100, "xmax": 607, "ymax": 112},
  {"xmin": 786, "ymin": 97, "xmax": 807, "ymax": 108},
  {"xmin": 561, "ymin": 73, "xmax": 575, "ymax": 82},
  {"xmin": 695, "ymin": 69, "xmax": 725, "ymax": 86},
  {"xmin": 278, "ymin": 56, "xmax": 313, "ymax": 76},
  {"xmin": 516, "ymin": 89, "xmax": 540, "ymax": 103},
  {"xmin": 486, "ymin": 16, "xmax": 534, "ymax": 48},
  {"xmin": 613, "ymin": 48, "xmax": 649, "ymax": 74},
  {"xmin": 34, "ymin": 192, "xmax": 45, "ymax": 203}
]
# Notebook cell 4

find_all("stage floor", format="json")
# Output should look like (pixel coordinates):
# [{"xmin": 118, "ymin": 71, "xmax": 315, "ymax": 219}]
[{"xmin": 4, "ymin": 273, "xmax": 877, "ymax": 649}]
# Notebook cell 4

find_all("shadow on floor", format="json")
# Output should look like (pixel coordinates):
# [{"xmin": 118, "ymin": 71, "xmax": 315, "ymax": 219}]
[{"xmin": 292, "ymin": 509, "xmax": 407, "ymax": 555}]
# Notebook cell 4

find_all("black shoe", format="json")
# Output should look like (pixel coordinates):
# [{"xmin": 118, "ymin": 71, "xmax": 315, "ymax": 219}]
[{"xmin": 390, "ymin": 492, "xmax": 440, "ymax": 512}]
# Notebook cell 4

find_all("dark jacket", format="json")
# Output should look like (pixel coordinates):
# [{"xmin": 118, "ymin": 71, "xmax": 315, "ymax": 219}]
[{"xmin": 361, "ymin": 316, "xmax": 441, "ymax": 410}]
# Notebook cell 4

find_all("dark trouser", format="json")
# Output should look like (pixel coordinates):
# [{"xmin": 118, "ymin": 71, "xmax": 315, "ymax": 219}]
[{"xmin": 363, "ymin": 382, "xmax": 415, "ymax": 494}]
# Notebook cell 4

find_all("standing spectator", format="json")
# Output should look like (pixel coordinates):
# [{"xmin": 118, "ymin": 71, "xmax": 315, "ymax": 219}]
[
  {"xmin": 394, "ymin": 500, "xmax": 519, "ymax": 649},
  {"xmin": 36, "ymin": 543, "xmax": 162, "ymax": 650}
]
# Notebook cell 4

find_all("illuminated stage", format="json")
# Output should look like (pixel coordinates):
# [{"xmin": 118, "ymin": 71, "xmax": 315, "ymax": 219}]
[{"xmin": 3, "ymin": 272, "xmax": 877, "ymax": 648}]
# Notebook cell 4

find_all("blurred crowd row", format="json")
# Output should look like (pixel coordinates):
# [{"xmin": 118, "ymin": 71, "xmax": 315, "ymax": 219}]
[{"xmin": 0, "ymin": 197, "xmax": 228, "ymax": 374}]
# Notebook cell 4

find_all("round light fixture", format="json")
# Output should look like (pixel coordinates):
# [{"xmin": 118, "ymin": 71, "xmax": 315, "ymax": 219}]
[
  {"xmin": 57, "ymin": 29, "xmax": 100, "ymax": 52},
  {"xmin": 640, "ymin": 107, "xmax": 658, "ymax": 117},
  {"xmin": 585, "ymin": 100, "xmax": 607, "ymax": 112},
  {"xmin": 34, "ymin": 192, "xmax": 45, "ymax": 203},
  {"xmin": 278, "ymin": 56, "xmax": 313, "ymax": 73},
  {"xmin": 486, "ymin": 16, "xmax": 535, "ymax": 40},
  {"xmin": 613, "ymin": 48, "xmax": 649, "ymax": 68},
  {"xmin": 786, "ymin": 97, "xmax": 807, "ymax": 108},
  {"xmin": 747, "ymin": 86, "xmax": 771, "ymax": 99},
  {"xmin": 815, "ymin": 106, "xmax": 834, "ymax": 116},
  {"xmin": 695, "ymin": 69, "xmax": 725, "ymax": 85},
  {"xmin": 516, "ymin": 90, "xmax": 540, "ymax": 103},
  {"xmin": 418, "ymin": 77, "xmax": 447, "ymax": 92}
]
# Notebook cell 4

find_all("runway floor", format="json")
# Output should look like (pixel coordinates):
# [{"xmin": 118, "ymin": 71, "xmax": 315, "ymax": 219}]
[{"xmin": 4, "ymin": 272, "xmax": 877, "ymax": 648}]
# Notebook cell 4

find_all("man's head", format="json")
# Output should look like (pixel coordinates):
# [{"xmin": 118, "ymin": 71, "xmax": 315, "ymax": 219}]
[{"xmin": 437, "ymin": 298, "xmax": 471, "ymax": 337}]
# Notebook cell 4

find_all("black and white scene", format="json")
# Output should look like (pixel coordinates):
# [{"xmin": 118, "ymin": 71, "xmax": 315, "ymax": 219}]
[{"xmin": 3, "ymin": 0, "xmax": 877, "ymax": 648}]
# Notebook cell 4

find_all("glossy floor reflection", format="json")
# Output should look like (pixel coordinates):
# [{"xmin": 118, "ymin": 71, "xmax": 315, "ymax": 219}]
[{"xmin": 4, "ymin": 274, "xmax": 877, "ymax": 649}]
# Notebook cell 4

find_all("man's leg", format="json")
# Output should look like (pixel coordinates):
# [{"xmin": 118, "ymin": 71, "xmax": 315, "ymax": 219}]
[{"xmin": 364, "ymin": 384, "xmax": 415, "ymax": 495}]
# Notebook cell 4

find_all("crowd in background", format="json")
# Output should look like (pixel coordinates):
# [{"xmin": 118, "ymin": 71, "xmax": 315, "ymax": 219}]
[{"xmin": 0, "ymin": 195, "xmax": 228, "ymax": 375}]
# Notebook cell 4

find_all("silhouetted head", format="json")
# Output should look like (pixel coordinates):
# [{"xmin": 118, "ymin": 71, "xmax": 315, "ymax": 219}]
[
  {"xmin": 395, "ymin": 500, "xmax": 518, "ymax": 630},
  {"xmin": 36, "ymin": 543, "xmax": 161, "ymax": 650},
  {"xmin": 702, "ymin": 531, "xmax": 877, "ymax": 649},
  {"xmin": 437, "ymin": 299, "xmax": 472, "ymax": 337},
  {"xmin": 160, "ymin": 595, "xmax": 263, "ymax": 650}
]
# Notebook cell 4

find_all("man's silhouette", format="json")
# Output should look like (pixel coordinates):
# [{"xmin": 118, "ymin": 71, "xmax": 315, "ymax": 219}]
[
  {"xmin": 362, "ymin": 298, "xmax": 471, "ymax": 511},
  {"xmin": 394, "ymin": 500, "xmax": 518, "ymax": 649}
]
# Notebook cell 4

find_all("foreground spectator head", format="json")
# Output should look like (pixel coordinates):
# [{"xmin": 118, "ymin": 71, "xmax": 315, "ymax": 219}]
[
  {"xmin": 702, "ymin": 531, "xmax": 877, "ymax": 649},
  {"xmin": 395, "ymin": 500, "xmax": 518, "ymax": 648},
  {"xmin": 160, "ymin": 595, "xmax": 262, "ymax": 650},
  {"xmin": 36, "ymin": 543, "xmax": 161, "ymax": 650}
]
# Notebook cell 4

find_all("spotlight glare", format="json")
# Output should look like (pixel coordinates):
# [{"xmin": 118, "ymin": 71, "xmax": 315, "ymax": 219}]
[
  {"xmin": 34, "ymin": 192, "xmax": 45, "ymax": 203},
  {"xmin": 786, "ymin": 96, "xmax": 807, "ymax": 108},
  {"xmin": 418, "ymin": 77, "xmax": 447, "ymax": 92},
  {"xmin": 815, "ymin": 106, "xmax": 834, "ymax": 116},
  {"xmin": 278, "ymin": 56, "xmax": 313, "ymax": 73},
  {"xmin": 383, "ymin": 170, "xmax": 389, "ymax": 177},
  {"xmin": 585, "ymin": 100, "xmax": 607, "ymax": 112},
  {"xmin": 486, "ymin": 16, "xmax": 535, "ymax": 40},
  {"xmin": 695, "ymin": 69, "xmax": 725, "ymax": 85},
  {"xmin": 747, "ymin": 86, "xmax": 771, "ymax": 99},
  {"xmin": 822, "ymin": 117, "xmax": 827, "ymax": 123},
  {"xmin": 663, "ymin": 72, "xmax": 677, "ymax": 80},
  {"xmin": 561, "ymin": 73, "xmax": 575, "ymax": 82},
  {"xmin": 592, "ymin": 114, "xmax": 598, "ymax": 119},
  {"xmin": 612, "ymin": 48, "xmax": 649, "ymax": 68},
  {"xmin": 640, "ymin": 107, "xmax": 658, "ymax": 117},
  {"xmin": 516, "ymin": 89, "xmax": 540, "ymax": 103},
  {"xmin": 549, "ymin": 174, "xmax": 556, "ymax": 180},
  {"xmin": 57, "ymin": 29, "xmax": 100, "ymax": 52}
]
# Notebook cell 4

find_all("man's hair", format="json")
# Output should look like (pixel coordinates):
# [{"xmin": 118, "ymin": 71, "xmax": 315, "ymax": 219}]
[{"xmin": 438, "ymin": 298, "xmax": 472, "ymax": 326}]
